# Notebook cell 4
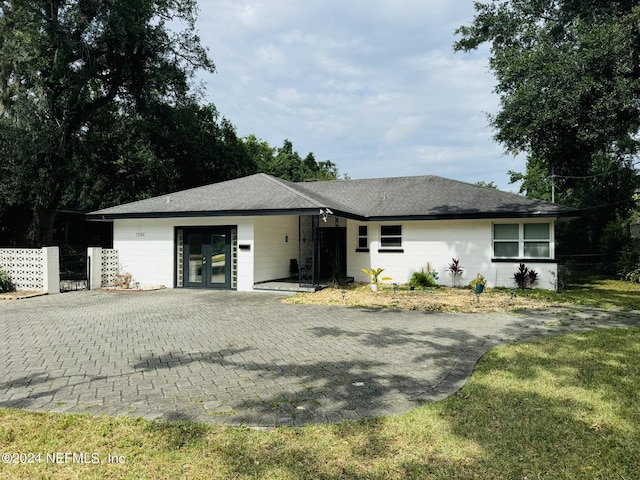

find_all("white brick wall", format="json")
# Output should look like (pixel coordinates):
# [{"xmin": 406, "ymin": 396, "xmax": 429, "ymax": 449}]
[
  {"xmin": 347, "ymin": 219, "xmax": 558, "ymax": 290},
  {"xmin": 113, "ymin": 217, "xmax": 257, "ymax": 291},
  {"xmin": 111, "ymin": 215, "xmax": 559, "ymax": 291}
]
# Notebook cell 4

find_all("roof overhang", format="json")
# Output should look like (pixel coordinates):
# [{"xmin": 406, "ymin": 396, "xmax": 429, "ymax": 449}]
[
  {"xmin": 87, "ymin": 209, "xmax": 576, "ymax": 223},
  {"xmin": 85, "ymin": 208, "xmax": 328, "ymax": 222},
  {"xmin": 366, "ymin": 211, "xmax": 576, "ymax": 222}
]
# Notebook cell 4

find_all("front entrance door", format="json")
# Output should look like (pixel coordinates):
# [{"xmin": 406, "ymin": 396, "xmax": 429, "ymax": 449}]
[
  {"xmin": 183, "ymin": 227, "xmax": 232, "ymax": 288},
  {"xmin": 318, "ymin": 227, "xmax": 347, "ymax": 281}
]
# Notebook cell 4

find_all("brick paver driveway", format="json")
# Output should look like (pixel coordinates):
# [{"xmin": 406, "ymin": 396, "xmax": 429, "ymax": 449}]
[{"xmin": 1, "ymin": 289, "xmax": 638, "ymax": 426}]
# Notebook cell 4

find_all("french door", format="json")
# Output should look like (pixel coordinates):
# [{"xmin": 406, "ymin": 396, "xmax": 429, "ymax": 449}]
[{"xmin": 183, "ymin": 227, "xmax": 232, "ymax": 289}]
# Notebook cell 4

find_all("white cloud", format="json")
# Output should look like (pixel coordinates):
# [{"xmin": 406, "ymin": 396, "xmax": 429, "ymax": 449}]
[
  {"xmin": 194, "ymin": 1, "xmax": 525, "ymax": 191},
  {"xmin": 384, "ymin": 115, "xmax": 427, "ymax": 145}
]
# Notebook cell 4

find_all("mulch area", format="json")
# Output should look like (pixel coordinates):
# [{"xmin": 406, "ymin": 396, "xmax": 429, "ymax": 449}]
[
  {"xmin": 283, "ymin": 283, "xmax": 563, "ymax": 313},
  {"xmin": 0, "ymin": 291, "xmax": 47, "ymax": 300}
]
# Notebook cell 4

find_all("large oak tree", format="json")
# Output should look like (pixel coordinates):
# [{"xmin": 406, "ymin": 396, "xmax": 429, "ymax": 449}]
[
  {"xmin": 0, "ymin": 0, "xmax": 213, "ymax": 246},
  {"xmin": 455, "ymin": 1, "xmax": 640, "ymax": 266}
]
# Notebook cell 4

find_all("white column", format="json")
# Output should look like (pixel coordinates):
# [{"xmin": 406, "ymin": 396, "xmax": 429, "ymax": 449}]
[
  {"xmin": 87, "ymin": 247, "xmax": 103, "ymax": 290},
  {"xmin": 42, "ymin": 246, "xmax": 60, "ymax": 294},
  {"xmin": 236, "ymin": 222, "xmax": 254, "ymax": 291}
]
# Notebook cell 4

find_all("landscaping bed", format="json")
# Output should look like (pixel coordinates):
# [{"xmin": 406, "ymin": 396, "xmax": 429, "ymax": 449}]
[
  {"xmin": 98, "ymin": 284, "xmax": 165, "ymax": 292},
  {"xmin": 0, "ymin": 290, "xmax": 46, "ymax": 300},
  {"xmin": 283, "ymin": 283, "xmax": 565, "ymax": 313}
]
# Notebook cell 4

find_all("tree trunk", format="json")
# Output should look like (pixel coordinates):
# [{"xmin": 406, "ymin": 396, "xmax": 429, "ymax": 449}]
[
  {"xmin": 25, "ymin": 161, "xmax": 61, "ymax": 247},
  {"xmin": 26, "ymin": 195, "xmax": 57, "ymax": 247}
]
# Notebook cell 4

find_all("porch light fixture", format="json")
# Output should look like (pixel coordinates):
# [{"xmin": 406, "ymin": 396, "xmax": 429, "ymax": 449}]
[
  {"xmin": 319, "ymin": 208, "xmax": 333, "ymax": 222},
  {"xmin": 285, "ymin": 234, "xmax": 288, "ymax": 243}
]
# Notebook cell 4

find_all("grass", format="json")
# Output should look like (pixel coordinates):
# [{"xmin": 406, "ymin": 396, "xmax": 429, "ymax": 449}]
[
  {"xmin": 1, "ymin": 327, "xmax": 639, "ymax": 479},
  {"xmin": 1, "ymin": 279, "xmax": 639, "ymax": 479},
  {"xmin": 510, "ymin": 278, "xmax": 640, "ymax": 310}
]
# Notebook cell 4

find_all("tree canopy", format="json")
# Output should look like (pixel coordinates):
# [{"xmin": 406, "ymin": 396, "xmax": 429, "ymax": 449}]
[
  {"xmin": 455, "ymin": 0, "xmax": 640, "ymax": 269},
  {"xmin": 243, "ymin": 136, "xmax": 341, "ymax": 183},
  {"xmin": 0, "ymin": 1, "xmax": 343, "ymax": 247},
  {"xmin": 0, "ymin": 0, "xmax": 213, "ymax": 246}
]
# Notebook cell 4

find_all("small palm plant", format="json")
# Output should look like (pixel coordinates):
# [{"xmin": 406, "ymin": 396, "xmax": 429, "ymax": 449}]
[{"xmin": 361, "ymin": 267, "xmax": 392, "ymax": 291}]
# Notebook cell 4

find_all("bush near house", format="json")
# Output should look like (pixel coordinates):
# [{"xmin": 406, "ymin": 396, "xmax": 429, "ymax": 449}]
[
  {"xmin": 408, "ymin": 262, "xmax": 439, "ymax": 288},
  {"xmin": 618, "ymin": 251, "xmax": 640, "ymax": 283},
  {"xmin": 0, "ymin": 270, "xmax": 15, "ymax": 293},
  {"xmin": 447, "ymin": 257, "xmax": 464, "ymax": 286},
  {"xmin": 514, "ymin": 263, "xmax": 538, "ymax": 289}
]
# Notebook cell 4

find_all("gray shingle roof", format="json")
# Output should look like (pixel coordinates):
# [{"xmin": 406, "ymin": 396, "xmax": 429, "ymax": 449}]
[
  {"xmin": 87, "ymin": 174, "xmax": 324, "ymax": 218},
  {"xmin": 296, "ymin": 175, "xmax": 574, "ymax": 219},
  {"xmin": 87, "ymin": 173, "xmax": 575, "ymax": 220}
]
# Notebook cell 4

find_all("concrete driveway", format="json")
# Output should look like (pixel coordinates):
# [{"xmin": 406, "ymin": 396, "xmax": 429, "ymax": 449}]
[{"xmin": 1, "ymin": 289, "xmax": 638, "ymax": 427}]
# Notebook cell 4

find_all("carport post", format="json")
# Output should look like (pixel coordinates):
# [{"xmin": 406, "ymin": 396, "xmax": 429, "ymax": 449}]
[
  {"xmin": 42, "ymin": 246, "xmax": 60, "ymax": 294},
  {"xmin": 87, "ymin": 247, "xmax": 103, "ymax": 290}
]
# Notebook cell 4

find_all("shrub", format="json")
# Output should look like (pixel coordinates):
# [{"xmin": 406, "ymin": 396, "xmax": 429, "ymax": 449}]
[
  {"xmin": 409, "ymin": 262, "xmax": 439, "ymax": 288},
  {"xmin": 622, "ymin": 260, "xmax": 640, "ymax": 283},
  {"xmin": 469, "ymin": 273, "xmax": 487, "ymax": 289},
  {"xmin": 471, "ymin": 274, "xmax": 485, "ymax": 287},
  {"xmin": 115, "ymin": 272, "xmax": 133, "ymax": 289},
  {"xmin": 447, "ymin": 258, "xmax": 464, "ymax": 286},
  {"xmin": 514, "ymin": 263, "xmax": 538, "ymax": 289},
  {"xmin": 618, "ymin": 251, "xmax": 640, "ymax": 282},
  {"xmin": 409, "ymin": 271, "xmax": 436, "ymax": 288},
  {"xmin": 626, "ymin": 266, "xmax": 640, "ymax": 283},
  {"xmin": 0, "ymin": 270, "xmax": 16, "ymax": 293}
]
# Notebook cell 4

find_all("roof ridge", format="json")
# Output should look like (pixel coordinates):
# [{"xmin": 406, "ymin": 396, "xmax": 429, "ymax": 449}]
[{"xmin": 260, "ymin": 174, "xmax": 326, "ymax": 209}]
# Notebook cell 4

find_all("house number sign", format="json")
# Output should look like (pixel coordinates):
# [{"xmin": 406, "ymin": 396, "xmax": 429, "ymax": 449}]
[{"xmin": 136, "ymin": 232, "xmax": 145, "ymax": 238}]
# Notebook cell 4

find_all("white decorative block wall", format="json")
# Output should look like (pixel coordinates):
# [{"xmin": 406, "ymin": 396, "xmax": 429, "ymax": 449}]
[
  {"xmin": 0, "ymin": 248, "xmax": 45, "ymax": 291},
  {"xmin": 101, "ymin": 249, "xmax": 119, "ymax": 287}
]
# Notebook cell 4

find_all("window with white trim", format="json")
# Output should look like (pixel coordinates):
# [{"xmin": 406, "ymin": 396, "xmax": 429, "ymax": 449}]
[
  {"xmin": 380, "ymin": 225, "xmax": 402, "ymax": 248},
  {"xmin": 493, "ymin": 222, "xmax": 551, "ymax": 259}
]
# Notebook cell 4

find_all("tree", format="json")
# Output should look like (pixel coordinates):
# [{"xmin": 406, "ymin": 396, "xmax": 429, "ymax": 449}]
[
  {"xmin": 0, "ymin": 0, "xmax": 213, "ymax": 246},
  {"xmin": 242, "ymin": 135, "xmax": 276, "ymax": 174},
  {"xmin": 475, "ymin": 180, "xmax": 498, "ymax": 190},
  {"xmin": 242, "ymin": 137, "xmax": 342, "ymax": 182},
  {"xmin": 455, "ymin": 1, "xmax": 640, "ymax": 266},
  {"xmin": 61, "ymin": 101, "xmax": 257, "ymax": 212}
]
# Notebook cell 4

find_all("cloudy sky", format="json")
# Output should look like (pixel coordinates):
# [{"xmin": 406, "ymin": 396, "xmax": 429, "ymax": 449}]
[{"xmin": 193, "ymin": 1, "xmax": 525, "ymax": 191}]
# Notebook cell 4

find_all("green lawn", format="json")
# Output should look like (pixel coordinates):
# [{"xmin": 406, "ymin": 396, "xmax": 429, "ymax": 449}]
[
  {"xmin": 1, "ymin": 280, "xmax": 639, "ymax": 479},
  {"xmin": 500, "ymin": 278, "xmax": 640, "ymax": 311}
]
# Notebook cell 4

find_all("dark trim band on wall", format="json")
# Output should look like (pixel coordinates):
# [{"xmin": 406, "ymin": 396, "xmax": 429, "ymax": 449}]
[
  {"xmin": 378, "ymin": 249, "xmax": 404, "ymax": 253},
  {"xmin": 355, "ymin": 248, "xmax": 370, "ymax": 253},
  {"xmin": 491, "ymin": 258, "xmax": 557, "ymax": 264}
]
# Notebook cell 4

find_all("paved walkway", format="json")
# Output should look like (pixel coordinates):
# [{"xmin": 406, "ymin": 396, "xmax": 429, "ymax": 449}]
[{"xmin": 1, "ymin": 289, "xmax": 638, "ymax": 427}]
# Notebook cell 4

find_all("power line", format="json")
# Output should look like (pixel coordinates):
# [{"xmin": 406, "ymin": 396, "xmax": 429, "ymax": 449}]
[
  {"xmin": 572, "ymin": 198, "xmax": 637, "ymax": 212},
  {"xmin": 552, "ymin": 161, "xmax": 640, "ymax": 180}
]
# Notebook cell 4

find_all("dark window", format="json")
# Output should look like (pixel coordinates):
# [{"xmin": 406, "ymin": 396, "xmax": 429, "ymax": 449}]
[
  {"xmin": 358, "ymin": 225, "xmax": 368, "ymax": 248},
  {"xmin": 380, "ymin": 225, "xmax": 402, "ymax": 248}
]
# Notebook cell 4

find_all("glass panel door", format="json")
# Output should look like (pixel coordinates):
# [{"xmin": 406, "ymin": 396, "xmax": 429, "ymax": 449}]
[
  {"xmin": 210, "ymin": 233, "xmax": 227, "ymax": 286},
  {"xmin": 182, "ymin": 228, "xmax": 232, "ymax": 289},
  {"xmin": 187, "ymin": 233, "xmax": 203, "ymax": 285}
]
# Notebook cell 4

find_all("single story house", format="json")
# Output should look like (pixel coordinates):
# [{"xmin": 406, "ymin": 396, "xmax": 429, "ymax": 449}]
[{"xmin": 86, "ymin": 173, "xmax": 575, "ymax": 291}]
